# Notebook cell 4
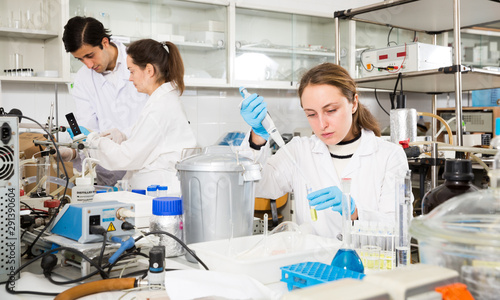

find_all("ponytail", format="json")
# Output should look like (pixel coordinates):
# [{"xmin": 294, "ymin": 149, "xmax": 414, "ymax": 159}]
[
  {"xmin": 161, "ymin": 41, "xmax": 185, "ymax": 95},
  {"xmin": 353, "ymin": 102, "xmax": 381, "ymax": 137},
  {"xmin": 127, "ymin": 39, "xmax": 185, "ymax": 95}
]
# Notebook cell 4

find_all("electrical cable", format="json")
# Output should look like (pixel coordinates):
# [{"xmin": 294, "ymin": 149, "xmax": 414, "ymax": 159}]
[
  {"xmin": 121, "ymin": 269, "xmax": 148, "ymax": 279},
  {"xmin": 97, "ymin": 231, "xmax": 109, "ymax": 279},
  {"xmin": 388, "ymin": 42, "xmax": 407, "ymax": 74},
  {"xmin": 391, "ymin": 72, "xmax": 402, "ymax": 109},
  {"xmin": 400, "ymin": 69, "xmax": 404, "ymax": 95},
  {"xmin": 5, "ymin": 246, "xmax": 108, "ymax": 296},
  {"xmin": 135, "ymin": 230, "xmax": 209, "ymax": 270},
  {"xmin": 359, "ymin": 48, "xmax": 373, "ymax": 73},
  {"xmin": 106, "ymin": 251, "xmax": 150, "ymax": 277},
  {"xmin": 18, "ymin": 115, "xmax": 70, "ymax": 258},
  {"xmin": 47, "ymin": 269, "xmax": 101, "ymax": 285},
  {"xmin": 374, "ymin": 89, "xmax": 390, "ymax": 116},
  {"xmin": 20, "ymin": 201, "xmax": 49, "ymax": 215},
  {"xmin": 387, "ymin": 27, "xmax": 397, "ymax": 47},
  {"xmin": 118, "ymin": 285, "xmax": 165, "ymax": 300}
]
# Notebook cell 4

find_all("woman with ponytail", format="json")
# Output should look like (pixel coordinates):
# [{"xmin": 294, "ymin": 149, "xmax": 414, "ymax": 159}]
[
  {"xmin": 239, "ymin": 63, "xmax": 409, "ymax": 238},
  {"xmin": 87, "ymin": 39, "xmax": 196, "ymax": 194}
]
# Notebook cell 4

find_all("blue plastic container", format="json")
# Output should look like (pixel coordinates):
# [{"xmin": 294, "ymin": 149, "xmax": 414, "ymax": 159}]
[{"xmin": 280, "ymin": 261, "xmax": 365, "ymax": 291}]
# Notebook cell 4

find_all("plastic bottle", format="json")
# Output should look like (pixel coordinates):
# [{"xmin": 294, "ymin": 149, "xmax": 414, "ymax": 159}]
[
  {"xmin": 150, "ymin": 197, "xmax": 185, "ymax": 257},
  {"xmin": 421, "ymin": 159, "xmax": 479, "ymax": 214},
  {"xmin": 147, "ymin": 185, "xmax": 158, "ymax": 197},
  {"xmin": 73, "ymin": 176, "xmax": 95, "ymax": 203},
  {"xmin": 158, "ymin": 186, "xmax": 168, "ymax": 197},
  {"xmin": 73, "ymin": 158, "xmax": 98, "ymax": 203}
]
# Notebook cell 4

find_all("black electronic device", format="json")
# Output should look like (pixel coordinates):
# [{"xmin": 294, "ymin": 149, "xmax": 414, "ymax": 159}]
[{"xmin": 65, "ymin": 113, "xmax": 82, "ymax": 137}]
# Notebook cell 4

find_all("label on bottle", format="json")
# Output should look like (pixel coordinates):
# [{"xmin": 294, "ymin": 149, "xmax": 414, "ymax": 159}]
[{"xmin": 75, "ymin": 189, "xmax": 95, "ymax": 202}]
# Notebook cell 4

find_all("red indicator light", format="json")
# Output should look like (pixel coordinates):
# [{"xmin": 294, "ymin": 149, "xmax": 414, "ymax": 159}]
[
  {"xmin": 379, "ymin": 54, "xmax": 388, "ymax": 60},
  {"xmin": 397, "ymin": 52, "xmax": 406, "ymax": 57}
]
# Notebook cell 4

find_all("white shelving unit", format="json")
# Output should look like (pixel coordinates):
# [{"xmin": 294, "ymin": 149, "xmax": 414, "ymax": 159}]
[
  {"xmin": 0, "ymin": 0, "xmax": 70, "ymax": 83},
  {"xmin": 334, "ymin": 0, "xmax": 500, "ymax": 146}
]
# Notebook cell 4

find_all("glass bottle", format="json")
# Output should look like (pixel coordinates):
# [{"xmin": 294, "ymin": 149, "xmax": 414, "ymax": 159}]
[
  {"xmin": 421, "ymin": 159, "xmax": 479, "ymax": 215},
  {"xmin": 150, "ymin": 197, "xmax": 185, "ymax": 257},
  {"xmin": 331, "ymin": 178, "xmax": 364, "ymax": 273}
]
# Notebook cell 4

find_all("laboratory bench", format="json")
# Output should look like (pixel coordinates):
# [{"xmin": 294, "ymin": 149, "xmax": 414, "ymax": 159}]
[{"xmin": 1, "ymin": 232, "xmax": 289, "ymax": 300}]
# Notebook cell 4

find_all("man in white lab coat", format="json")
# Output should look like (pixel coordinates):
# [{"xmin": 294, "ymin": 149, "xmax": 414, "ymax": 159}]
[
  {"xmin": 239, "ymin": 63, "xmax": 409, "ymax": 238},
  {"xmin": 61, "ymin": 16, "xmax": 149, "ymax": 186}
]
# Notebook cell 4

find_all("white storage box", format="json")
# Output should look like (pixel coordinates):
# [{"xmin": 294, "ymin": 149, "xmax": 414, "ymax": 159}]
[{"xmin": 189, "ymin": 233, "xmax": 341, "ymax": 284}]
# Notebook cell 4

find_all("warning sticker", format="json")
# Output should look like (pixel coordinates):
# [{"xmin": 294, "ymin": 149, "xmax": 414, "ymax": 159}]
[{"xmin": 107, "ymin": 222, "xmax": 116, "ymax": 232}]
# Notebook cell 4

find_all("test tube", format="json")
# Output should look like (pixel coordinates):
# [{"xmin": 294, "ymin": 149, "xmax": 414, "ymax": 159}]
[{"xmin": 305, "ymin": 184, "xmax": 317, "ymax": 221}]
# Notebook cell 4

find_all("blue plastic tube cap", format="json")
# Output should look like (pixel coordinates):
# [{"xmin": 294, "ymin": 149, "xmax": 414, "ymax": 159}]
[
  {"xmin": 147, "ymin": 185, "xmax": 159, "ymax": 192},
  {"xmin": 152, "ymin": 197, "xmax": 183, "ymax": 216}
]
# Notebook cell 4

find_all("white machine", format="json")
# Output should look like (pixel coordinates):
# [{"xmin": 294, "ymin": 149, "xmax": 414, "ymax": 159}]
[
  {"xmin": 0, "ymin": 117, "xmax": 20, "ymax": 282},
  {"xmin": 361, "ymin": 43, "xmax": 452, "ymax": 78}
]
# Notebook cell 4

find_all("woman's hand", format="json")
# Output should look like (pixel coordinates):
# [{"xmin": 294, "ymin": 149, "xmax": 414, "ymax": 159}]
[
  {"xmin": 240, "ymin": 93, "xmax": 269, "ymax": 140},
  {"xmin": 100, "ymin": 128, "xmax": 127, "ymax": 144},
  {"xmin": 307, "ymin": 186, "xmax": 356, "ymax": 215}
]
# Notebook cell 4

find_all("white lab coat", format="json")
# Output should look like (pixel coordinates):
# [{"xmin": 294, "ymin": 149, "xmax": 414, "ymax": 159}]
[
  {"xmin": 87, "ymin": 82, "xmax": 197, "ymax": 194},
  {"xmin": 240, "ymin": 129, "xmax": 409, "ymax": 238},
  {"xmin": 72, "ymin": 40, "xmax": 149, "ymax": 136},
  {"xmin": 71, "ymin": 40, "xmax": 149, "ymax": 185}
]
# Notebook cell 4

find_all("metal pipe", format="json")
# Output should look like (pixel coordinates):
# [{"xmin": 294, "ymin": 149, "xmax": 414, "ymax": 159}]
[
  {"xmin": 431, "ymin": 143, "xmax": 438, "ymax": 189},
  {"xmin": 431, "ymin": 33, "xmax": 439, "ymax": 190},
  {"xmin": 453, "ymin": 0, "xmax": 463, "ymax": 146}
]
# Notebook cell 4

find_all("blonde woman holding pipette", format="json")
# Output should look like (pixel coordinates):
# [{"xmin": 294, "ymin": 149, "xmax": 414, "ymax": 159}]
[{"xmin": 239, "ymin": 63, "xmax": 409, "ymax": 238}]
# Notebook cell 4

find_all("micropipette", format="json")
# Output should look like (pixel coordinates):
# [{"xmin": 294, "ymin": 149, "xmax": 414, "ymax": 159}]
[{"xmin": 239, "ymin": 87, "xmax": 317, "ymax": 221}]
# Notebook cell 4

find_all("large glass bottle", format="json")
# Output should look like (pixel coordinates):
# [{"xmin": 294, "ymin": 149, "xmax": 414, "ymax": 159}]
[{"xmin": 421, "ymin": 159, "xmax": 479, "ymax": 215}]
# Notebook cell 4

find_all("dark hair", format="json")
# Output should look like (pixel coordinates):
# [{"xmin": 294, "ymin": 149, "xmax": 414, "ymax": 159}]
[
  {"xmin": 127, "ymin": 39, "xmax": 185, "ymax": 95},
  {"xmin": 298, "ymin": 63, "xmax": 381, "ymax": 137},
  {"xmin": 62, "ymin": 16, "xmax": 112, "ymax": 53}
]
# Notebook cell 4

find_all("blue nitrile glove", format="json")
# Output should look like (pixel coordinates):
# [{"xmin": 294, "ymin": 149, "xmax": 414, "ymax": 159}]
[
  {"xmin": 307, "ymin": 186, "xmax": 356, "ymax": 215},
  {"xmin": 240, "ymin": 93, "xmax": 269, "ymax": 140},
  {"xmin": 67, "ymin": 126, "xmax": 90, "ymax": 140}
]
